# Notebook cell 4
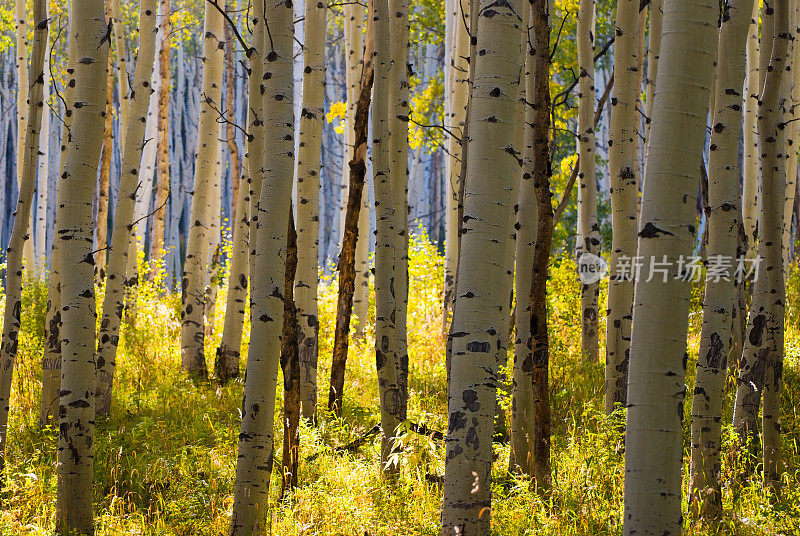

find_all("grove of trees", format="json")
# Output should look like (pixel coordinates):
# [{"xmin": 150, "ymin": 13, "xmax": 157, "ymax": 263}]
[{"xmin": 0, "ymin": 0, "xmax": 797, "ymax": 534}]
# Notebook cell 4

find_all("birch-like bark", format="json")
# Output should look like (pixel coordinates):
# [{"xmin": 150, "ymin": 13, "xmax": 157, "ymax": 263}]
[
  {"xmin": 111, "ymin": 0, "xmax": 131, "ymax": 138},
  {"xmin": 228, "ymin": 0, "xmax": 294, "ymax": 529},
  {"xmin": 280, "ymin": 209, "xmax": 300, "ymax": 494},
  {"xmin": 742, "ymin": 0, "xmax": 760, "ymax": 254},
  {"xmin": 96, "ymin": 12, "xmax": 115, "ymax": 283},
  {"xmin": 509, "ymin": 4, "xmax": 538, "ymax": 474},
  {"xmin": 294, "ymin": 0, "xmax": 327, "ymax": 417},
  {"xmin": 95, "ymin": 0, "xmax": 159, "ymax": 417},
  {"xmin": 35, "ymin": 43, "xmax": 51, "ymax": 274},
  {"xmin": 388, "ymin": 0, "xmax": 411, "ymax": 438},
  {"xmin": 372, "ymin": 0, "xmax": 402, "ymax": 472},
  {"xmin": 55, "ymin": 0, "xmax": 109, "ymax": 531},
  {"xmin": 442, "ymin": 0, "xmax": 469, "ymax": 333},
  {"xmin": 0, "ymin": 0, "xmax": 48, "ymax": 483},
  {"xmin": 622, "ymin": 0, "xmax": 719, "ymax": 532},
  {"xmin": 604, "ymin": 0, "xmax": 642, "ymax": 413},
  {"xmin": 643, "ymin": 0, "xmax": 662, "ymax": 146},
  {"xmin": 180, "ymin": 1, "xmax": 226, "ymax": 379},
  {"xmin": 441, "ymin": 0, "xmax": 522, "ymax": 531},
  {"xmin": 15, "ymin": 0, "xmax": 34, "ymax": 269},
  {"xmin": 688, "ymin": 0, "xmax": 754, "ymax": 518},
  {"xmin": 217, "ymin": 2, "xmax": 265, "ymax": 384},
  {"xmin": 782, "ymin": 7, "xmax": 800, "ymax": 267},
  {"xmin": 149, "ymin": 0, "xmax": 172, "ymax": 271},
  {"xmin": 576, "ymin": 0, "xmax": 599, "ymax": 363},
  {"xmin": 732, "ymin": 0, "xmax": 789, "ymax": 483},
  {"xmin": 39, "ymin": 10, "xmax": 78, "ymax": 426}
]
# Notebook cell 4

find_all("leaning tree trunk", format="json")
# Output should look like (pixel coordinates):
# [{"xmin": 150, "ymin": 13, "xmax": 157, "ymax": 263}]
[
  {"xmin": 39, "ymin": 10, "xmax": 78, "ymax": 426},
  {"xmin": 228, "ymin": 0, "xmax": 294, "ymax": 530},
  {"xmin": 622, "ymin": 0, "xmax": 719, "ymax": 533},
  {"xmin": 442, "ymin": 0, "xmax": 470, "ymax": 334},
  {"xmin": 293, "ymin": 0, "xmax": 327, "ymax": 417},
  {"xmin": 0, "ymin": 0, "xmax": 48, "ymax": 485},
  {"xmin": 150, "ymin": 0, "xmax": 172, "ymax": 272},
  {"xmin": 576, "ymin": 0, "xmax": 599, "ymax": 363},
  {"xmin": 440, "ymin": 0, "xmax": 522, "ymax": 532},
  {"xmin": 688, "ymin": 0, "xmax": 754, "ymax": 518},
  {"xmin": 529, "ymin": 0, "xmax": 553, "ymax": 490},
  {"xmin": 372, "ymin": 0, "xmax": 402, "ymax": 473},
  {"xmin": 95, "ymin": 0, "xmax": 159, "ymax": 417},
  {"xmin": 732, "ymin": 0, "xmax": 789, "ymax": 484},
  {"xmin": 327, "ymin": 25, "xmax": 375, "ymax": 417},
  {"xmin": 15, "ymin": 0, "xmax": 34, "ymax": 270},
  {"xmin": 216, "ymin": 0, "xmax": 266, "ymax": 384},
  {"xmin": 741, "ymin": 0, "xmax": 760, "ymax": 255},
  {"xmin": 180, "ymin": 0, "xmax": 226, "ymax": 379},
  {"xmin": 604, "ymin": 0, "xmax": 642, "ymax": 413},
  {"xmin": 509, "ymin": 3, "xmax": 538, "ymax": 474},
  {"xmin": 55, "ymin": 0, "xmax": 109, "ymax": 532}
]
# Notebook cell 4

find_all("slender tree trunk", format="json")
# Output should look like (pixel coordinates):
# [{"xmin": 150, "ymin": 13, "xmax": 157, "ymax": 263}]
[
  {"xmin": 96, "ymin": 12, "xmax": 115, "ymax": 283},
  {"xmin": 110, "ymin": 0, "xmax": 131, "ymax": 138},
  {"xmin": 327, "ymin": 25, "xmax": 375, "ymax": 417},
  {"xmin": 732, "ymin": 0, "xmax": 789, "ymax": 484},
  {"xmin": 280, "ymin": 208, "xmax": 300, "ymax": 495},
  {"xmin": 688, "ymin": 0, "xmax": 754, "ymax": 518},
  {"xmin": 228, "ymin": 0, "xmax": 294, "ymax": 527},
  {"xmin": 529, "ymin": 0, "xmax": 552, "ymax": 490},
  {"xmin": 509, "ymin": 5, "xmax": 538, "ymax": 474},
  {"xmin": 217, "ymin": 2, "xmax": 265, "ymax": 384},
  {"xmin": 372, "ymin": 0, "xmax": 402, "ymax": 473},
  {"xmin": 294, "ymin": 0, "xmax": 327, "ymax": 418},
  {"xmin": 576, "ymin": 0, "xmax": 599, "ymax": 363},
  {"xmin": 15, "ymin": 0, "xmax": 34, "ymax": 270},
  {"xmin": 224, "ymin": 11, "xmax": 242, "ymax": 225},
  {"xmin": 39, "ymin": 10, "xmax": 79, "ymax": 427},
  {"xmin": 622, "ymin": 0, "xmax": 719, "ymax": 533},
  {"xmin": 742, "ymin": 0, "xmax": 760, "ymax": 256},
  {"xmin": 388, "ymin": 0, "xmax": 411, "ymax": 440},
  {"xmin": 782, "ymin": 7, "xmax": 800, "ymax": 268},
  {"xmin": 643, "ymin": 0, "xmax": 662, "ymax": 147},
  {"xmin": 440, "ymin": 0, "xmax": 522, "ymax": 531},
  {"xmin": 55, "ymin": 0, "xmax": 109, "ymax": 531},
  {"xmin": 35, "ymin": 43, "xmax": 50, "ymax": 274},
  {"xmin": 0, "ymin": 0, "xmax": 48, "ymax": 485},
  {"xmin": 150, "ymin": 0, "xmax": 172, "ymax": 272},
  {"xmin": 95, "ymin": 0, "xmax": 159, "ymax": 417},
  {"xmin": 442, "ymin": 0, "xmax": 469, "ymax": 334},
  {"xmin": 604, "ymin": 0, "xmax": 642, "ymax": 413},
  {"xmin": 180, "ymin": 0, "xmax": 226, "ymax": 379}
]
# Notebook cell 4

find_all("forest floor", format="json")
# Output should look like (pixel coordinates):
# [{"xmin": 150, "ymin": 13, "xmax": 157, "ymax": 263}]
[{"xmin": 1, "ymin": 235, "xmax": 800, "ymax": 535}]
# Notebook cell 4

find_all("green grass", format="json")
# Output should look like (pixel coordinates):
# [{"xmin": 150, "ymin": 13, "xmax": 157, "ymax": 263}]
[{"xmin": 1, "ymin": 235, "xmax": 799, "ymax": 535}]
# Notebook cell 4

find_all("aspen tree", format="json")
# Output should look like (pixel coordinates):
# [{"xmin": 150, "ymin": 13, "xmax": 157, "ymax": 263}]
[
  {"xmin": 440, "ymin": 0, "xmax": 523, "ymax": 530},
  {"xmin": 228, "ymin": 0, "xmax": 294, "ymax": 528},
  {"xmin": 39, "ymin": 11, "xmax": 79, "ymax": 426},
  {"xmin": 180, "ymin": 0, "xmax": 226, "ymax": 379},
  {"xmin": 509, "ymin": 4, "xmax": 538, "ymax": 474},
  {"xmin": 34, "ymin": 43, "xmax": 51, "ymax": 274},
  {"xmin": 782, "ymin": 5, "xmax": 800, "ymax": 266},
  {"xmin": 604, "ymin": 0, "xmax": 642, "ymax": 413},
  {"xmin": 0, "ymin": 0, "xmax": 48, "ymax": 480},
  {"xmin": 742, "ymin": 0, "xmax": 760, "ymax": 252},
  {"xmin": 294, "ymin": 0, "xmax": 327, "ymax": 416},
  {"xmin": 643, "ymin": 0, "xmax": 662, "ymax": 146},
  {"xmin": 576, "ymin": 0, "xmax": 599, "ymax": 363},
  {"xmin": 388, "ymin": 0, "xmax": 411, "ymax": 434},
  {"xmin": 224, "ymin": 11, "xmax": 242, "ymax": 224},
  {"xmin": 96, "ymin": 3, "xmax": 115, "ymax": 282},
  {"xmin": 95, "ymin": 0, "xmax": 159, "ymax": 416},
  {"xmin": 15, "ymin": 0, "xmax": 35, "ymax": 270},
  {"xmin": 150, "ymin": 0, "xmax": 172, "ymax": 271},
  {"xmin": 217, "ymin": 2, "xmax": 266, "ymax": 384},
  {"xmin": 372, "ymin": 0, "xmax": 403, "ymax": 472},
  {"xmin": 111, "ymin": 0, "xmax": 131, "ymax": 136},
  {"xmin": 688, "ymin": 0, "xmax": 754, "ymax": 518},
  {"xmin": 622, "ymin": 0, "xmax": 719, "ymax": 532},
  {"xmin": 732, "ymin": 0, "xmax": 789, "ymax": 478},
  {"xmin": 442, "ymin": 0, "xmax": 469, "ymax": 332},
  {"xmin": 529, "ymin": 0, "xmax": 553, "ymax": 490},
  {"xmin": 280, "ymin": 209, "xmax": 300, "ymax": 494},
  {"xmin": 55, "ymin": 0, "xmax": 110, "ymax": 530}
]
